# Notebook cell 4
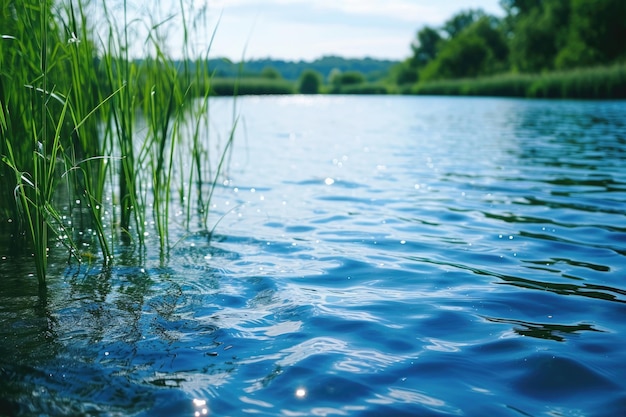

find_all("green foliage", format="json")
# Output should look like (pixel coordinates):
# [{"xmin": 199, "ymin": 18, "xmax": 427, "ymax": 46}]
[
  {"xmin": 0, "ymin": 0, "xmax": 234, "ymax": 284},
  {"xmin": 420, "ymin": 17, "xmax": 508, "ymax": 81},
  {"xmin": 411, "ymin": 63, "xmax": 626, "ymax": 99},
  {"xmin": 261, "ymin": 67, "xmax": 282, "ymax": 79},
  {"xmin": 412, "ymin": 73, "xmax": 533, "ymax": 96},
  {"xmin": 527, "ymin": 63, "xmax": 626, "ymax": 98},
  {"xmin": 331, "ymin": 82, "xmax": 390, "ymax": 95},
  {"xmin": 0, "ymin": 0, "xmax": 105, "ymax": 282},
  {"xmin": 208, "ymin": 78, "xmax": 295, "ymax": 95},
  {"xmin": 403, "ymin": 0, "xmax": 626, "ymax": 94},
  {"xmin": 409, "ymin": 9, "xmax": 508, "ymax": 84},
  {"xmin": 298, "ymin": 70, "xmax": 322, "ymax": 94},
  {"xmin": 420, "ymin": 35, "xmax": 487, "ymax": 81},
  {"xmin": 556, "ymin": 0, "xmax": 626, "ymax": 69},
  {"xmin": 389, "ymin": 59, "xmax": 419, "ymax": 85},
  {"xmin": 205, "ymin": 56, "xmax": 397, "ymax": 82},
  {"xmin": 442, "ymin": 9, "xmax": 485, "ymax": 38},
  {"xmin": 503, "ymin": 0, "xmax": 625, "ymax": 72},
  {"xmin": 411, "ymin": 26, "xmax": 442, "ymax": 67},
  {"xmin": 328, "ymin": 70, "xmax": 367, "ymax": 93},
  {"xmin": 331, "ymin": 71, "xmax": 366, "ymax": 86},
  {"xmin": 508, "ymin": 0, "xmax": 570, "ymax": 72}
]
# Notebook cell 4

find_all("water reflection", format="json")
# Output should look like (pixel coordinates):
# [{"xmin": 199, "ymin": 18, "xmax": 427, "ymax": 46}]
[
  {"xmin": 498, "ymin": 273, "xmax": 626, "ymax": 304},
  {"xmin": 483, "ymin": 316, "xmax": 602, "ymax": 342},
  {"xmin": 295, "ymin": 387, "xmax": 307, "ymax": 398},
  {"xmin": 192, "ymin": 398, "xmax": 209, "ymax": 416}
]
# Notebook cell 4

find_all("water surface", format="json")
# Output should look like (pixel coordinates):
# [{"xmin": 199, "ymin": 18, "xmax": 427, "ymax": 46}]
[{"xmin": 1, "ymin": 96, "xmax": 625, "ymax": 416}]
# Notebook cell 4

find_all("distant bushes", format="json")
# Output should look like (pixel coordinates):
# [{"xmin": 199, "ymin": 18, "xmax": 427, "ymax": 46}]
[
  {"xmin": 411, "ymin": 73, "xmax": 532, "ymax": 97},
  {"xmin": 205, "ymin": 77, "xmax": 393, "ymax": 96},
  {"xmin": 208, "ymin": 78, "xmax": 295, "ymax": 95},
  {"xmin": 298, "ymin": 70, "xmax": 323, "ymax": 94},
  {"xmin": 328, "ymin": 82, "xmax": 391, "ymax": 95},
  {"xmin": 411, "ymin": 63, "xmax": 626, "ymax": 99},
  {"xmin": 201, "ymin": 63, "xmax": 626, "ymax": 99}
]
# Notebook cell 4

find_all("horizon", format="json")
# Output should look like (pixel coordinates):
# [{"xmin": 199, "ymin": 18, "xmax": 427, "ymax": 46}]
[{"xmin": 204, "ymin": 54, "xmax": 402, "ymax": 64}]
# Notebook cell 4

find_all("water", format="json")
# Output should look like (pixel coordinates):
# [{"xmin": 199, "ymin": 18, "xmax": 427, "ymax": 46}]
[{"xmin": 1, "ymin": 96, "xmax": 626, "ymax": 416}]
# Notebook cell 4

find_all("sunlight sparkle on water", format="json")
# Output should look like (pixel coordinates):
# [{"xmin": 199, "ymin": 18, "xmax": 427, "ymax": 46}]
[
  {"xmin": 193, "ymin": 398, "xmax": 208, "ymax": 416},
  {"xmin": 295, "ymin": 388, "xmax": 307, "ymax": 398}
]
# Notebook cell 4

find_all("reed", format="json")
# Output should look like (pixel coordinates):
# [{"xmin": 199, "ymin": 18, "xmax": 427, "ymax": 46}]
[
  {"xmin": 0, "ymin": 0, "xmax": 76, "ymax": 283},
  {"xmin": 527, "ymin": 63, "xmax": 626, "ymax": 99},
  {"xmin": 1, "ymin": 0, "xmax": 234, "ymax": 284},
  {"xmin": 411, "ymin": 63, "xmax": 626, "ymax": 99}
]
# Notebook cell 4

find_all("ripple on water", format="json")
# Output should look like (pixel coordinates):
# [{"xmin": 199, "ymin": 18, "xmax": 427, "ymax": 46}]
[
  {"xmin": 512, "ymin": 354, "xmax": 621, "ymax": 400},
  {"xmin": 2, "ymin": 96, "xmax": 626, "ymax": 416}
]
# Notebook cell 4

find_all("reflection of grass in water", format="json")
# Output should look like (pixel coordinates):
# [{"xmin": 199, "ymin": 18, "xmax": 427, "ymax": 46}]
[
  {"xmin": 0, "ymin": 1, "xmax": 232, "ymax": 285},
  {"xmin": 483, "ymin": 316, "xmax": 602, "ymax": 342}
]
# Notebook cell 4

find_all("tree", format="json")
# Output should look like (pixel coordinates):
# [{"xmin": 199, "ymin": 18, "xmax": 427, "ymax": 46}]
[
  {"xmin": 328, "ymin": 70, "xmax": 367, "ymax": 93},
  {"xmin": 421, "ymin": 34, "xmax": 490, "ymax": 80},
  {"xmin": 499, "ymin": 0, "xmax": 542, "ymax": 16},
  {"xmin": 470, "ymin": 16, "xmax": 509, "ymax": 64},
  {"xmin": 420, "ymin": 17, "xmax": 508, "ymax": 81},
  {"xmin": 298, "ymin": 69, "xmax": 322, "ymax": 94},
  {"xmin": 505, "ymin": 0, "xmax": 570, "ymax": 72},
  {"xmin": 390, "ymin": 59, "xmax": 419, "ymax": 85},
  {"xmin": 556, "ymin": 0, "xmax": 626, "ymax": 69},
  {"xmin": 331, "ymin": 71, "xmax": 365, "ymax": 86},
  {"xmin": 411, "ymin": 26, "xmax": 442, "ymax": 67},
  {"xmin": 261, "ymin": 66, "xmax": 282, "ymax": 79},
  {"xmin": 443, "ymin": 9, "xmax": 485, "ymax": 38}
]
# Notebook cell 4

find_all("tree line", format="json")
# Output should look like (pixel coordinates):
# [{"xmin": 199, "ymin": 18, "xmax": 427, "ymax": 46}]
[
  {"xmin": 194, "ymin": 56, "xmax": 396, "ymax": 82},
  {"xmin": 200, "ymin": 0, "xmax": 626, "ymax": 96},
  {"xmin": 392, "ymin": 0, "xmax": 626, "ymax": 85}
]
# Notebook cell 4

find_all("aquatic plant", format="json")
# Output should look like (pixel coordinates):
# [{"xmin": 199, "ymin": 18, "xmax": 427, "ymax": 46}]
[
  {"xmin": 1, "ymin": 0, "xmax": 88, "ymax": 283},
  {"xmin": 1, "ymin": 0, "xmax": 234, "ymax": 284}
]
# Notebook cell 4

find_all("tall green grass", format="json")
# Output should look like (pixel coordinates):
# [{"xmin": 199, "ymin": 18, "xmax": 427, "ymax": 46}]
[
  {"xmin": 411, "ymin": 63, "xmax": 626, "ymax": 98},
  {"xmin": 1, "ymin": 0, "xmax": 92, "ymax": 281},
  {"xmin": 1, "ymin": 0, "xmax": 233, "ymax": 284}
]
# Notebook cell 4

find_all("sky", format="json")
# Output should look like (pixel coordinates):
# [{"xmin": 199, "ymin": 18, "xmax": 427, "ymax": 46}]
[{"xmin": 119, "ymin": 0, "xmax": 505, "ymax": 62}]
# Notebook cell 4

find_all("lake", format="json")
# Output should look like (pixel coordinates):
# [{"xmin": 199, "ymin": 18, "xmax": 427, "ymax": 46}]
[{"xmin": 1, "ymin": 95, "xmax": 625, "ymax": 416}]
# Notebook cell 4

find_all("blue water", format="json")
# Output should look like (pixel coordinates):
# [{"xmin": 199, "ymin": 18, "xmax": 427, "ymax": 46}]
[{"xmin": 1, "ymin": 96, "xmax": 626, "ymax": 416}]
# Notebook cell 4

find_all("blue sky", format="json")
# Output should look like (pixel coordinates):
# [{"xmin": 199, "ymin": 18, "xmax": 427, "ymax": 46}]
[
  {"xmin": 116, "ymin": 0, "xmax": 504, "ymax": 61},
  {"xmin": 199, "ymin": 0, "xmax": 505, "ymax": 61}
]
